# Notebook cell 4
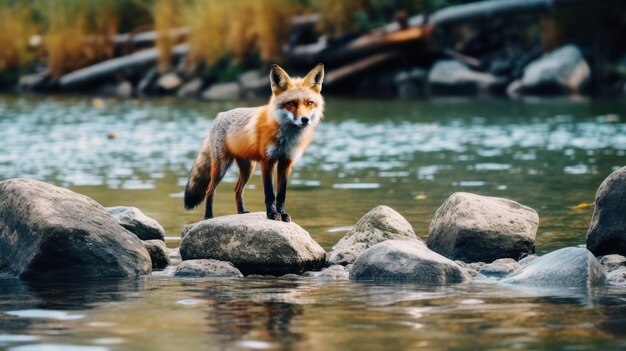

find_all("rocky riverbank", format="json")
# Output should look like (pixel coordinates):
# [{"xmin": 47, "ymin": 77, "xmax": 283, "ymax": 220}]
[{"xmin": 1, "ymin": 167, "xmax": 626, "ymax": 290}]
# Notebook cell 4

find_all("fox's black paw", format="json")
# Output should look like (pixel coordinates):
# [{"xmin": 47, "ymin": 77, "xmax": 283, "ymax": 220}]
[
  {"xmin": 267, "ymin": 211, "xmax": 281, "ymax": 221},
  {"xmin": 280, "ymin": 213, "xmax": 291, "ymax": 222}
]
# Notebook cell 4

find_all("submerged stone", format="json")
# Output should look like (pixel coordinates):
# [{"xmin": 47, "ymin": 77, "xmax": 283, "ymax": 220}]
[
  {"xmin": 0, "ymin": 178, "xmax": 152, "ymax": 279},
  {"xmin": 349, "ymin": 240, "xmax": 471, "ymax": 283},
  {"xmin": 180, "ymin": 212, "xmax": 326, "ymax": 276},
  {"xmin": 174, "ymin": 259, "xmax": 243, "ymax": 278},
  {"xmin": 501, "ymin": 247, "xmax": 606, "ymax": 288}
]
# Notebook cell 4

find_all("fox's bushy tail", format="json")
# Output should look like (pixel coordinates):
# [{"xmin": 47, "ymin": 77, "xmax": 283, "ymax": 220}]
[{"xmin": 184, "ymin": 137, "xmax": 212, "ymax": 210}]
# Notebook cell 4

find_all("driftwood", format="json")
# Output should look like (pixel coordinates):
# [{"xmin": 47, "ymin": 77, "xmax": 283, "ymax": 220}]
[
  {"xmin": 428, "ymin": 0, "xmax": 591, "ymax": 27},
  {"xmin": 59, "ymin": 44, "xmax": 188, "ymax": 90},
  {"xmin": 325, "ymin": 52, "xmax": 401, "ymax": 86},
  {"xmin": 113, "ymin": 28, "xmax": 189, "ymax": 49}
]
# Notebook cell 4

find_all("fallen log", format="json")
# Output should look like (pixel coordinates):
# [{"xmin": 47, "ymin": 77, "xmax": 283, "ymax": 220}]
[
  {"xmin": 324, "ymin": 52, "xmax": 401, "ymax": 86},
  {"xmin": 59, "ymin": 44, "xmax": 188, "ymax": 90},
  {"xmin": 429, "ymin": 0, "xmax": 593, "ymax": 28}
]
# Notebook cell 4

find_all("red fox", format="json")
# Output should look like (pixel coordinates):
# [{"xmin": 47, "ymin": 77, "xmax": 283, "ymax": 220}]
[{"xmin": 184, "ymin": 63, "xmax": 325, "ymax": 222}]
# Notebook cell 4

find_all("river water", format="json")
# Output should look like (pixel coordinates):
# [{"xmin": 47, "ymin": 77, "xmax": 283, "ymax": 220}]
[{"xmin": 0, "ymin": 95, "xmax": 625, "ymax": 350}]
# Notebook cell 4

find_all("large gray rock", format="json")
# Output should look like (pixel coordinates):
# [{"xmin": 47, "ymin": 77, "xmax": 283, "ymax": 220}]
[
  {"xmin": 180, "ymin": 212, "xmax": 326, "ymax": 275},
  {"xmin": 328, "ymin": 205, "xmax": 419, "ymax": 266},
  {"xmin": 106, "ymin": 206, "xmax": 165, "ymax": 241},
  {"xmin": 174, "ymin": 259, "xmax": 243, "ymax": 278},
  {"xmin": 501, "ymin": 247, "xmax": 606, "ymax": 288},
  {"xmin": 0, "ymin": 178, "xmax": 152, "ymax": 279},
  {"xmin": 427, "ymin": 192, "xmax": 538, "ymax": 263},
  {"xmin": 428, "ymin": 60, "xmax": 503, "ymax": 96},
  {"xmin": 587, "ymin": 167, "xmax": 626, "ymax": 257},
  {"xmin": 349, "ymin": 240, "xmax": 472, "ymax": 283},
  {"xmin": 521, "ymin": 45, "xmax": 590, "ymax": 94}
]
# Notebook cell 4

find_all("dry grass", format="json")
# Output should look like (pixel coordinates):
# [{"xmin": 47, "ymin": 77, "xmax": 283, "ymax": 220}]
[{"xmin": 0, "ymin": 2, "xmax": 37, "ymax": 72}]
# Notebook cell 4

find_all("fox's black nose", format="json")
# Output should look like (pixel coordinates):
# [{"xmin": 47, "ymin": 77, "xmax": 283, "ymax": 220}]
[{"xmin": 301, "ymin": 117, "xmax": 309, "ymax": 125}]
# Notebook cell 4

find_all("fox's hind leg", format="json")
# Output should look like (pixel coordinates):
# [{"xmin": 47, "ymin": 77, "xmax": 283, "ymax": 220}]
[
  {"xmin": 234, "ymin": 158, "xmax": 256, "ymax": 214},
  {"xmin": 204, "ymin": 157, "xmax": 233, "ymax": 219}
]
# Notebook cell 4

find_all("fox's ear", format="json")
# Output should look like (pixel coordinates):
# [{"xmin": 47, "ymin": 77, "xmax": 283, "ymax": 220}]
[
  {"xmin": 270, "ymin": 64, "xmax": 291, "ymax": 95},
  {"xmin": 304, "ymin": 63, "xmax": 324, "ymax": 93}
]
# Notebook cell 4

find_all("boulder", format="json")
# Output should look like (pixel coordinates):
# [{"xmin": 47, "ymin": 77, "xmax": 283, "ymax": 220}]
[
  {"xmin": 173, "ymin": 259, "xmax": 243, "ymax": 278},
  {"xmin": 201, "ymin": 82, "xmax": 241, "ymax": 100},
  {"xmin": 587, "ymin": 167, "xmax": 626, "ymax": 256},
  {"xmin": 501, "ymin": 247, "xmax": 606, "ymax": 288},
  {"xmin": 427, "ymin": 60, "xmax": 504, "ymax": 96},
  {"xmin": 0, "ymin": 178, "xmax": 151, "ymax": 279},
  {"xmin": 606, "ymin": 267, "xmax": 626, "ymax": 286},
  {"xmin": 520, "ymin": 45, "xmax": 590, "ymax": 94},
  {"xmin": 327, "ymin": 205, "xmax": 419, "ymax": 266},
  {"xmin": 427, "ymin": 192, "xmax": 538, "ymax": 263},
  {"xmin": 177, "ymin": 78, "xmax": 203, "ymax": 99},
  {"xmin": 143, "ymin": 240, "xmax": 170, "ymax": 269},
  {"xmin": 180, "ymin": 212, "xmax": 326, "ymax": 275},
  {"xmin": 157, "ymin": 72, "xmax": 182, "ymax": 93},
  {"xmin": 349, "ymin": 240, "xmax": 471, "ymax": 283},
  {"xmin": 106, "ymin": 206, "xmax": 165, "ymax": 241},
  {"xmin": 239, "ymin": 70, "xmax": 268, "ymax": 99}
]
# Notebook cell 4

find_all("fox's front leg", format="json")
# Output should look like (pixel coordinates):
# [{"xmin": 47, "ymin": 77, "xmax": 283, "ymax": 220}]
[
  {"xmin": 261, "ymin": 159, "xmax": 280, "ymax": 220},
  {"xmin": 276, "ymin": 159, "xmax": 293, "ymax": 222}
]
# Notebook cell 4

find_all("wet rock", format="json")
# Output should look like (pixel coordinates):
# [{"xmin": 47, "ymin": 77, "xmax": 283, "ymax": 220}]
[
  {"xmin": 143, "ymin": 240, "xmax": 170, "ymax": 269},
  {"xmin": 427, "ymin": 60, "xmax": 503, "ymax": 96},
  {"xmin": 395, "ymin": 68, "xmax": 427, "ymax": 98},
  {"xmin": 501, "ymin": 247, "xmax": 606, "ymax": 288},
  {"xmin": 180, "ymin": 212, "xmax": 326, "ymax": 276},
  {"xmin": 303, "ymin": 265, "xmax": 350, "ymax": 280},
  {"xmin": 174, "ymin": 259, "xmax": 243, "ymax": 278},
  {"xmin": 168, "ymin": 247, "xmax": 182, "ymax": 265},
  {"xmin": 0, "ymin": 178, "xmax": 151, "ymax": 279},
  {"xmin": 587, "ymin": 167, "xmax": 626, "ymax": 257},
  {"xmin": 157, "ymin": 72, "xmax": 182, "ymax": 93},
  {"xmin": 177, "ymin": 78, "xmax": 203, "ymax": 99},
  {"xmin": 520, "ymin": 45, "xmax": 590, "ymax": 94},
  {"xmin": 599, "ymin": 255, "xmax": 626, "ymax": 272},
  {"xmin": 327, "ymin": 205, "xmax": 419, "ymax": 266},
  {"xmin": 606, "ymin": 266, "xmax": 626, "ymax": 285},
  {"xmin": 427, "ymin": 192, "xmax": 538, "ymax": 263},
  {"xmin": 349, "ymin": 240, "xmax": 471, "ymax": 283},
  {"xmin": 201, "ymin": 82, "xmax": 241, "ymax": 100},
  {"xmin": 478, "ymin": 258, "xmax": 520, "ymax": 278},
  {"xmin": 106, "ymin": 206, "xmax": 165, "ymax": 241}
]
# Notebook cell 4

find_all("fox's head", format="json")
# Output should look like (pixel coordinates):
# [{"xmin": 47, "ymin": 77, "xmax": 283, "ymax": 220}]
[{"xmin": 269, "ymin": 63, "xmax": 325, "ymax": 128}]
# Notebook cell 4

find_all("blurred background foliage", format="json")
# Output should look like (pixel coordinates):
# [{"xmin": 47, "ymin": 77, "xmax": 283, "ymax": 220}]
[{"xmin": 0, "ymin": 0, "xmax": 474, "ymax": 79}]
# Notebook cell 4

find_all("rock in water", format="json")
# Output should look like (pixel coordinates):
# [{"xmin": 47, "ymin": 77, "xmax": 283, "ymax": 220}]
[
  {"xmin": 107, "ymin": 206, "xmax": 165, "ymax": 241},
  {"xmin": 587, "ymin": 167, "xmax": 626, "ymax": 257},
  {"xmin": 179, "ymin": 212, "xmax": 326, "ymax": 275},
  {"xmin": 328, "ymin": 205, "xmax": 418, "ymax": 265},
  {"xmin": 521, "ymin": 45, "xmax": 590, "ymax": 94},
  {"xmin": 174, "ymin": 259, "xmax": 243, "ymax": 278},
  {"xmin": 0, "ymin": 178, "xmax": 152, "ymax": 279},
  {"xmin": 428, "ymin": 60, "xmax": 503, "ymax": 96},
  {"xmin": 349, "ymin": 240, "xmax": 471, "ymax": 283},
  {"xmin": 501, "ymin": 247, "xmax": 606, "ymax": 288},
  {"xmin": 143, "ymin": 240, "xmax": 170, "ymax": 269},
  {"xmin": 427, "ymin": 192, "xmax": 538, "ymax": 263}
]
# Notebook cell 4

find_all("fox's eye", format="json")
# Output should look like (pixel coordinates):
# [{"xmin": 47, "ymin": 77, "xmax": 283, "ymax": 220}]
[
  {"xmin": 306, "ymin": 101, "xmax": 315, "ymax": 107},
  {"xmin": 287, "ymin": 101, "xmax": 297, "ymax": 107}
]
